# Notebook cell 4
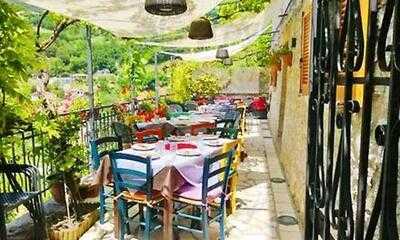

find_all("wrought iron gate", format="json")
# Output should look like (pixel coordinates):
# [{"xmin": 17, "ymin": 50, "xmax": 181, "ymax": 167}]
[{"xmin": 305, "ymin": 0, "xmax": 400, "ymax": 239}]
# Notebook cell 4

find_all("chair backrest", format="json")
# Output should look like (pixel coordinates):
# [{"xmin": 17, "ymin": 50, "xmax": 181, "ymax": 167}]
[
  {"xmin": 111, "ymin": 122, "xmax": 134, "ymax": 144},
  {"xmin": 109, "ymin": 152, "xmax": 153, "ymax": 201},
  {"xmin": 191, "ymin": 122, "xmax": 216, "ymax": 135},
  {"xmin": 168, "ymin": 104, "xmax": 183, "ymax": 113},
  {"xmin": 220, "ymin": 128, "xmax": 239, "ymax": 139},
  {"xmin": 90, "ymin": 136, "xmax": 123, "ymax": 170},
  {"xmin": 184, "ymin": 101, "xmax": 198, "ymax": 111},
  {"xmin": 201, "ymin": 150, "xmax": 235, "ymax": 204},
  {"xmin": 136, "ymin": 128, "xmax": 164, "ymax": 143}
]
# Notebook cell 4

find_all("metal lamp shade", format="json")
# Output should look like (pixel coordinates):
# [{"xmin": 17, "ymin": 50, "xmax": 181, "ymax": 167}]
[
  {"xmin": 216, "ymin": 48, "xmax": 229, "ymax": 59},
  {"xmin": 145, "ymin": 0, "xmax": 187, "ymax": 16},
  {"xmin": 223, "ymin": 58, "xmax": 233, "ymax": 65},
  {"xmin": 188, "ymin": 17, "xmax": 213, "ymax": 40}
]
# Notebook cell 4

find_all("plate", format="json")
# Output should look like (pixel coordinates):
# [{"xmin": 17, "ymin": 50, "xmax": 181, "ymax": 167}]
[
  {"xmin": 177, "ymin": 116, "xmax": 190, "ymax": 120},
  {"xmin": 204, "ymin": 140, "xmax": 223, "ymax": 147},
  {"xmin": 131, "ymin": 143, "xmax": 155, "ymax": 151},
  {"xmin": 168, "ymin": 136, "xmax": 186, "ymax": 142},
  {"xmin": 202, "ymin": 135, "xmax": 219, "ymax": 141},
  {"xmin": 176, "ymin": 149, "xmax": 201, "ymax": 157},
  {"xmin": 132, "ymin": 151, "xmax": 161, "ymax": 160}
]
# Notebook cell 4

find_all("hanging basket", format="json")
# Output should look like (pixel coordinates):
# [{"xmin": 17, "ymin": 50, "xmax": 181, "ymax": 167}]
[
  {"xmin": 145, "ymin": 0, "xmax": 187, "ymax": 16},
  {"xmin": 281, "ymin": 52, "xmax": 293, "ymax": 67},
  {"xmin": 216, "ymin": 48, "xmax": 229, "ymax": 59},
  {"xmin": 270, "ymin": 66, "xmax": 279, "ymax": 87},
  {"xmin": 188, "ymin": 17, "xmax": 213, "ymax": 40}
]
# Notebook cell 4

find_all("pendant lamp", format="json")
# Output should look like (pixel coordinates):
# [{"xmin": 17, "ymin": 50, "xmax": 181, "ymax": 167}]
[
  {"xmin": 145, "ymin": 0, "xmax": 187, "ymax": 16},
  {"xmin": 216, "ymin": 48, "xmax": 229, "ymax": 59},
  {"xmin": 223, "ymin": 58, "xmax": 233, "ymax": 65},
  {"xmin": 188, "ymin": 17, "xmax": 214, "ymax": 40}
]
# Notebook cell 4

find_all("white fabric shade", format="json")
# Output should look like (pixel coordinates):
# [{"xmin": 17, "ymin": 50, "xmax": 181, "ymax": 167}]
[
  {"xmin": 143, "ymin": 0, "xmax": 285, "ymax": 49},
  {"xmin": 19, "ymin": 0, "xmax": 223, "ymax": 38}
]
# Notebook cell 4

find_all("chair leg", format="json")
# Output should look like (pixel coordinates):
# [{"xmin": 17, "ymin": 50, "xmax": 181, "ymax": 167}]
[
  {"xmin": 219, "ymin": 203, "xmax": 226, "ymax": 240},
  {"xmin": 117, "ymin": 200, "xmax": 125, "ymax": 240},
  {"xmin": 0, "ymin": 206, "xmax": 7, "ymax": 240},
  {"xmin": 100, "ymin": 187, "xmax": 106, "ymax": 224},
  {"xmin": 229, "ymin": 174, "xmax": 238, "ymax": 215},
  {"xmin": 139, "ymin": 204, "xmax": 144, "ymax": 230},
  {"xmin": 144, "ymin": 206, "xmax": 151, "ymax": 240},
  {"xmin": 33, "ymin": 195, "xmax": 47, "ymax": 240},
  {"xmin": 201, "ymin": 205, "xmax": 209, "ymax": 240}
]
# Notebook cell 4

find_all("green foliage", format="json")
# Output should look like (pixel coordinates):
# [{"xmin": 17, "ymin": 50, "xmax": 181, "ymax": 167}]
[
  {"xmin": 46, "ymin": 114, "xmax": 86, "ymax": 219},
  {"xmin": 233, "ymin": 33, "xmax": 272, "ymax": 67},
  {"xmin": 168, "ymin": 61, "xmax": 222, "ymax": 102},
  {"xmin": 217, "ymin": 0, "xmax": 269, "ymax": 22},
  {"xmin": 189, "ymin": 74, "xmax": 221, "ymax": 98},
  {"xmin": 168, "ymin": 61, "xmax": 197, "ymax": 103},
  {"xmin": 117, "ymin": 44, "xmax": 156, "ymax": 98},
  {"xmin": 0, "ymin": 0, "xmax": 38, "ymax": 135},
  {"xmin": 46, "ymin": 115, "xmax": 85, "ymax": 175}
]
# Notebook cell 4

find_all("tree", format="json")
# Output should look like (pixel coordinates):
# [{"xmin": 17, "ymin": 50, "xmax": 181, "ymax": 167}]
[{"xmin": 0, "ymin": 0, "xmax": 38, "ymax": 134}]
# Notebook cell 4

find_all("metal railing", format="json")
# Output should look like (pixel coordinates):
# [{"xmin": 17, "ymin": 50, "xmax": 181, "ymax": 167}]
[
  {"xmin": 0, "ymin": 96, "xmax": 168, "ymax": 197},
  {"xmin": 305, "ymin": 0, "xmax": 399, "ymax": 239}
]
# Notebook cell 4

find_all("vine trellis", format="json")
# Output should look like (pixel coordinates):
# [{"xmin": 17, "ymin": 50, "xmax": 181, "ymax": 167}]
[{"xmin": 305, "ymin": 0, "xmax": 399, "ymax": 239}]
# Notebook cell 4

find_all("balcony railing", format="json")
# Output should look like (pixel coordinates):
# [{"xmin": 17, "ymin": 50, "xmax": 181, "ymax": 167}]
[{"xmin": 0, "ymin": 96, "xmax": 167, "ymax": 199}]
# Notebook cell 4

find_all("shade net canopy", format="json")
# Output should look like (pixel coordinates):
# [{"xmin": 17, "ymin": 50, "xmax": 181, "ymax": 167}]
[
  {"xmin": 18, "ymin": 0, "xmax": 223, "ymax": 38},
  {"xmin": 161, "ymin": 33, "xmax": 260, "ymax": 61},
  {"xmin": 143, "ymin": 0, "xmax": 285, "ymax": 49},
  {"xmin": 157, "ymin": 0, "xmax": 290, "ymax": 61},
  {"xmin": 18, "ymin": 0, "xmax": 291, "ymax": 61}
]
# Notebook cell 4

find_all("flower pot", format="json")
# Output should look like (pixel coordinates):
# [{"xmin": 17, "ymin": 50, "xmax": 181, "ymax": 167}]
[
  {"xmin": 51, "ymin": 182, "xmax": 66, "ymax": 204},
  {"xmin": 79, "ymin": 184, "xmax": 99, "ymax": 199},
  {"xmin": 49, "ymin": 210, "xmax": 99, "ymax": 240},
  {"xmin": 282, "ymin": 52, "xmax": 293, "ymax": 67},
  {"xmin": 270, "ymin": 66, "xmax": 279, "ymax": 87}
]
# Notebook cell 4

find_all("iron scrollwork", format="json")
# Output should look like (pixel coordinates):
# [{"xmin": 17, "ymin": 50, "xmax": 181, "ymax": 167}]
[{"xmin": 305, "ymin": 0, "xmax": 399, "ymax": 239}]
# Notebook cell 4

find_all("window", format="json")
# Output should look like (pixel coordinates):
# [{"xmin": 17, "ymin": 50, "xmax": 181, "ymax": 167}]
[{"xmin": 300, "ymin": 11, "xmax": 311, "ymax": 95}]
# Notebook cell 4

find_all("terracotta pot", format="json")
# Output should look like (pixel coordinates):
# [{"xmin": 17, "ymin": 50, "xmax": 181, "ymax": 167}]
[
  {"xmin": 51, "ymin": 182, "xmax": 66, "ymax": 204},
  {"xmin": 270, "ymin": 67, "xmax": 278, "ymax": 87},
  {"xmin": 282, "ymin": 52, "xmax": 293, "ymax": 67},
  {"xmin": 79, "ymin": 184, "xmax": 99, "ymax": 199}
]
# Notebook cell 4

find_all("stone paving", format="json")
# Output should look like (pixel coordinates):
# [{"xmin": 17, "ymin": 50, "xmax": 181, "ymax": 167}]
[{"xmin": 80, "ymin": 118, "xmax": 302, "ymax": 240}]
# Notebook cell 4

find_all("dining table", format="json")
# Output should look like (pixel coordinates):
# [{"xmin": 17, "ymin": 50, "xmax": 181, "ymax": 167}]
[{"xmin": 111, "ymin": 136, "xmax": 236, "ymax": 239}]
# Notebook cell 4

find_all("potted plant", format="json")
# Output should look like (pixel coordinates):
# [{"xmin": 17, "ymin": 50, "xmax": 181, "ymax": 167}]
[
  {"xmin": 137, "ymin": 101, "xmax": 155, "ymax": 122},
  {"xmin": 277, "ymin": 46, "xmax": 293, "ymax": 67},
  {"xmin": 45, "ymin": 114, "xmax": 99, "ymax": 240},
  {"xmin": 46, "ymin": 114, "xmax": 86, "ymax": 207},
  {"xmin": 268, "ymin": 49, "xmax": 282, "ymax": 70}
]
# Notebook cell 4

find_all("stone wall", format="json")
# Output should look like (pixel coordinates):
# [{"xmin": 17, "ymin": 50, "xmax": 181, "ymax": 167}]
[{"xmin": 268, "ymin": 0, "xmax": 310, "ymax": 223}]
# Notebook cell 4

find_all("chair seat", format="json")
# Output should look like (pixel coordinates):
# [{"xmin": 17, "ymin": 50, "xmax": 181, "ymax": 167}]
[
  {"xmin": 0, "ymin": 192, "xmax": 39, "ymax": 211},
  {"xmin": 143, "ymin": 136, "xmax": 159, "ymax": 143},
  {"xmin": 174, "ymin": 184, "xmax": 223, "ymax": 203},
  {"xmin": 121, "ymin": 190, "xmax": 163, "ymax": 203}
]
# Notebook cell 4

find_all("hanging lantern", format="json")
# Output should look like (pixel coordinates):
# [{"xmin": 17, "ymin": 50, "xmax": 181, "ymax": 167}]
[
  {"xmin": 223, "ymin": 58, "xmax": 233, "ymax": 65},
  {"xmin": 216, "ymin": 48, "xmax": 229, "ymax": 59},
  {"xmin": 145, "ymin": 0, "xmax": 187, "ymax": 16},
  {"xmin": 171, "ymin": 55, "xmax": 183, "ymax": 61},
  {"xmin": 188, "ymin": 17, "xmax": 213, "ymax": 40}
]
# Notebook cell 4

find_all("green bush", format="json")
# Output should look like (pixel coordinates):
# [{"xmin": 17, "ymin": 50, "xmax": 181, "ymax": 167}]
[{"xmin": 189, "ymin": 74, "xmax": 221, "ymax": 98}]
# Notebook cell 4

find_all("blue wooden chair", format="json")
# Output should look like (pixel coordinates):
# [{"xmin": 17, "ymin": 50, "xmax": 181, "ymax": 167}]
[
  {"xmin": 90, "ymin": 136, "xmax": 123, "ymax": 224},
  {"xmin": 111, "ymin": 122, "xmax": 135, "ymax": 145},
  {"xmin": 184, "ymin": 101, "xmax": 198, "ymax": 111},
  {"xmin": 172, "ymin": 150, "xmax": 235, "ymax": 240},
  {"xmin": 109, "ymin": 152, "xmax": 163, "ymax": 240}
]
